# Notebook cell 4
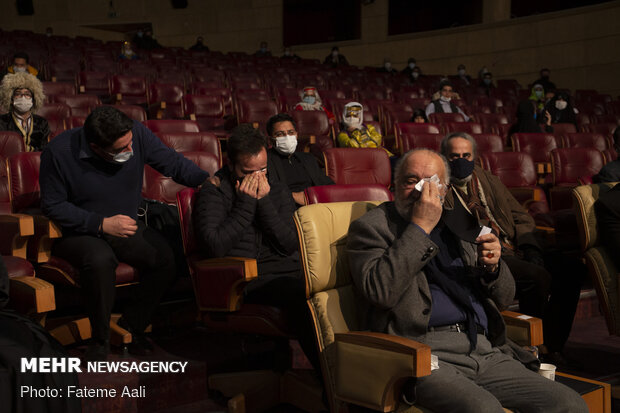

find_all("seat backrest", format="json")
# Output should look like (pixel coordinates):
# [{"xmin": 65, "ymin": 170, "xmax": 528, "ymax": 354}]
[
  {"xmin": 78, "ymin": 71, "xmax": 111, "ymax": 94},
  {"xmin": 428, "ymin": 112, "xmax": 465, "ymax": 124},
  {"xmin": 238, "ymin": 99, "xmax": 278, "ymax": 125},
  {"xmin": 305, "ymin": 184, "xmax": 393, "ymax": 204},
  {"xmin": 551, "ymin": 147, "xmax": 605, "ymax": 186},
  {"xmin": 323, "ymin": 148, "xmax": 391, "ymax": 186},
  {"xmin": 584, "ymin": 122, "xmax": 617, "ymax": 138},
  {"xmin": 511, "ymin": 133, "xmax": 558, "ymax": 164},
  {"xmin": 176, "ymin": 187, "xmax": 199, "ymax": 256},
  {"xmin": 395, "ymin": 122, "xmax": 440, "ymax": 136},
  {"xmin": 562, "ymin": 132, "xmax": 609, "ymax": 151},
  {"xmin": 573, "ymin": 183, "xmax": 617, "ymax": 251},
  {"xmin": 444, "ymin": 122, "xmax": 482, "ymax": 134},
  {"xmin": 475, "ymin": 113, "xmax": 509, "ymax": 134},
  {"xmin": 0, "ymin": 131, "xmax": 26, "ymax": 158},
  {"xmin": 551, "ymin": 122, "xmax": 577, "ymax": 136},
  {"xmin": 292, "ymin": 110, "xmax": 331, "ymax": 137},
  {"xmin": 184, "ymin": 95, "xmax": 225, "ymax": 117},
  {"xmin": 472, "ymin": 133, "xmax": 504, "ymax": 153},
  {"xmin": 479, "ymin": 152, "xmax": 537, "ymax": 187},
  {"xmin": 7, "ymin": 152, "xmax": 41, "ymax": 212},
  {"xmin": 53, "ymin": 94, "xmax": 101, "ymax": 117},
  {"xmin": 37, "ymin": 102, "xmax": 72, "ymax": 120},
  {"xmin": 114, "ymin": 104, "xmax": 147, "ymax": 122},
  {"xmin": 143, "ymin": 119, "xmax": 200, "ymax": 134},
  {"xmin": 42, "ymin": 81, "xmax": 76, "ymax": 101},
  {"xmin": 111, "ymin": 75, "xmax": 147, "ymax": 97},
  {"xmin": 399, "ymin": 133, "xmax": 443, "ymax": 154},
  {"xmin": 157, "ymin": 132, "xmax": 221, "ymax": 165},
  {"xmin": 149, "ymin": 82, "xmax": 184, "ymax": 105}
]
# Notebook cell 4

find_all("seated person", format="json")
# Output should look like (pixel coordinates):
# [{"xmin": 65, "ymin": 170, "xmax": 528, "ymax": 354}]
[
  {"xmin": 508, "ymin": 100, "xmax": 553, "ymax": 143},
  {"xmin": 294, "ymin": 86, "xmax": 335, "ymax": 121},
  {"xmin": 593, "ymin": 126, "xmax": 620, "ymax": 183},
  {"xmin": 401, "ymin": 57, "xmax": 417, "ymax": 77},
  {"xmin": 337, "ymin": 102, "xmax": 393, "ymax": 156},
  {"xmin": 478, "ymin": 71, "xmax": 495, "ymax": 96},
  {"xmin": 545, "ymin": 91, "xmax": 577, "ymax": 126},
  {"xmin": 255, "ymin": 41, "xmax": 271, "ymax": 57},
  {"xmin": 195, "ymin": 124, "xmax": 317, "ymax": 366},
  {"xmin": 456, "ymin": 64, "xmax": 472, "ymax": 85},
  {"xmin": 323, "ymin": 46, "xmax": 348, "ymax": 68},
  {"xmin": 425, "ymin": 81, "xmax": 470, "ymax": 121},
  {"xmin": 595, "ymin": 182, "xmax": 620, "ymax": 269},
  {"xmin": 377, "ymin": 58, "xmax": 397, "ymax": 74},
  {"xmin": 411, "ymin": 108, "xmax": 428, "ymax": 123},
  {"xmin": 0, "ymin": 52, "xmax": 42, "ymax": 80},
  {"xmin": 266, "ymin": 113, "xmax": 334, "ymax": 206},
  {"xmin": 281, "ymin": 46, "xmax": 300, "ymax": 60},
  {"xmin": 528, "ymin": 84, "xmax": 547, "ymax": 116},
  {"xmin": 119, "ymin": 41, "xmax": 139, "ymax": 60},
  {"xmin": 346, "ymin": 148, "xmax": 587, "ymax": 412},
  {"xmin": 189, "ymin": 36, "xmax": 209, "ymax": 51},
  {"xmin": 533, "ymin": 68, "xmax": 556, "ymax": 95},
  {"xmin": 0, "ymin": 72, "xmax": 50, "ymax": 151}
]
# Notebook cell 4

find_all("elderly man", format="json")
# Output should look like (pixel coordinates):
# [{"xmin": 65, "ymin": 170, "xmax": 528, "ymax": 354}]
[
  {"xmin": 40, "ymin": 106, "xmax": 209, "ymax": 360},
  {"xmin": 0, "ymin": 72, "xmax": 50, "ymax": 151},
  {"xmin": 347, "ymin": 148, "xmax": 587, "ymax": 412},
  {"xmin": 425, "ymin": 80, "xmax": 470, "ymax": 121},
  {"xmin": 440, "ymin": 132, "xmax": 583, "ymax": 365}
]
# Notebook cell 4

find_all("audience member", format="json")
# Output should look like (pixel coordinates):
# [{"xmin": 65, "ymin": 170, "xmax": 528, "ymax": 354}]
[
  {"xmin": 281, "ymin": 46, "xmax": 300, "ymax": 60},
  {"xmin": 377, "ymin": 58, "xmax": 397, "ymax": 74},
  {"xmin": 455, "ymin": 64, "xmax": 471, "ymax": 85},
  {"xmin": 132, "ymin": 28, "xmax": 146, "ymax": 48},
  {"xmin": 545, "ymin": 91, "xmax": 576, "ymax": 126},
  {"xmin": 0, "ymin": 72, "xmax": 50, "ymax": 151},
  {"xmin": 119, "ymin": 41, "xmax": 139, "ymax": 60},
  {"xmin": 337, "ymin": 102, "xmax": 393, "ymax": 156},
  {"xmin": 1, "ymin": 52, "xmax": 42, "ymax": 80},
  {"xmin": 39, "ymin": 106, "xmax": 209, "ymax": 361},
  {"xmin": 411, "ymin": 108, "xmax": 428, "ymax": 123},
  {"xmin": 195, "ymin": 124, "xmax": 317, "ymax": 367},
  {"xmin": 45, "ymin": 27, "xmax": 54, "ymax": 37},
  {"xmin": 478, "ymin": 65, "xmax": 490, "ymax": 81},
  {"xmin": 441, "ymin": 132, "xmax": 583, "ymax": 365},
  {"xmin": 409, "ymin": 66, "xmax": 423, "ymax": 83},
  {"xmin": 135, "ymin": 28, "xmax": 162, "ymax": 50},
  {"xmin": 508, "ymin": 100, "xmax": 553, "ymax": 142},
  {"xmin": 478, "ymin": 71, "xmax": 495, "ymax": 96},
  {"xmin": 595, "ymin": 183, "xmax": 620, "ymax": 269},
  {"xmin": 323, "ymin": 46, "xmax": 348, "ymax": 68},
  {"xmin": 294, "ymin": 86, "xmax": 335, "ymax": 120},
  {"xmin": 401, "ymin": 57, "xmax": 417, "ymax": 77},
  {"xmin": 255, "ymin": 41, "xmax": 271, "ymax": 57},
  {"xmin": 593, "ymin": 127, "xmax": 620, "ymax": 183},
  {"xmin": 425, "ymin": 80, "xmax": 470, "ymax": 121},
  {"xmin": 528, "ymin": 84, "xmax": 546, "ymax": 114},
  {"xmin": 533, "ymin": 68, "xmax": 556, "ymax": 94},
  {"xmin": 189, "ymin": 36, "xmax": 209, "ymax": 51},
  {"xmin": 265, "ymin": 113, "xmax": 333, "ymax": 206},
  {"xmin": 347, "ymin": 148, "xmax": 587, "ymax": 412}
]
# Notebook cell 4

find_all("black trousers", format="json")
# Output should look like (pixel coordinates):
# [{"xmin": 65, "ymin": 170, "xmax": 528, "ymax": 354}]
[
  {"xmin": 53, "ymin": 222, "xmax": 176, "ymax": 342},
  {"xmin": 503, "ymin": 253, "xmax": 584, "ymax": 352}
]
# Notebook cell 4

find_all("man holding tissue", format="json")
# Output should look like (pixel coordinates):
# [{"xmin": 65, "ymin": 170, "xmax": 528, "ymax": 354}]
[
  {"xmin": 440, "ymin": 132, "xmax": 583, "ymax": 366},
  {"xmin": 347, "ymin": 148, "xmax": 586, "ymax": 412}
]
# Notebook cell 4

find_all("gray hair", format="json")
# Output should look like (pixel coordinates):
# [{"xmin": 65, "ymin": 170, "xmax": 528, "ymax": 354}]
[
  {"xmin": 394, "ymin": 148, "xmax": 451, "ymax": 187},
  {"xmin": 440, "ymin": 131, "xmax": 478, "ymax": 158}
]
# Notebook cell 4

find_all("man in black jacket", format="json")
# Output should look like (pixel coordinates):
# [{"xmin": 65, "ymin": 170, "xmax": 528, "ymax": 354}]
[
  {"xmin": 195, "ymin": 124, "xmax": 317, "ymax": 366},
  {"xmin": 266, "ymin": 113, "xmax": 334, "ymax": 206}
]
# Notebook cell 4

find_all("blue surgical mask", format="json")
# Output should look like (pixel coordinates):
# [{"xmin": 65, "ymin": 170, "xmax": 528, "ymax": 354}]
[
  {"xmin": 483, "ymin": 78, "xmax": 492, "ymax": 85},
  {"xmin": 535, "ymin": 90, "xmax": 543, "ymax": 99},
  {"xmin": 303, "ymin": 96, "xmax": 316, "ymax": 105}
]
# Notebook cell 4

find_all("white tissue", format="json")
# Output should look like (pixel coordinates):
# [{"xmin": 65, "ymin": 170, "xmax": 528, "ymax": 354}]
[
  {"xmin": 414, "ymin": 174, "xmax": 442, "ymax": 192},
  {"xmin": 478, "ymin": 226, "xmax": 492, "ymax": 237}
]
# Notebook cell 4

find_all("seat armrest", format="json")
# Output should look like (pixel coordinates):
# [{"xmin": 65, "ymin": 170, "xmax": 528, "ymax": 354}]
[
  {"xmin": 28, "ymin": 215, "xmax": 62, "ymax": 263},
  {"xmin": 0, "ymin": 214, "xmax": 34, "ymax": 258},
  {"xmin": 9, "ymin": 275, "xmax": 56, "ymax": 315},
  {"xmin": 334, "ymin": 331, "xmax": 431, "ymax": 412},
  {"xmin": 190, "ymin": 256, "xmax": 258, "ymax": 312},
  {"xmin": 502, "ymin": 310, "xmax": 543, "ymax": 346}
]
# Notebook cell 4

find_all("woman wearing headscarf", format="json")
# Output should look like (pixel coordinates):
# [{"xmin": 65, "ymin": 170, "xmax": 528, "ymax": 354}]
[
  {"xmin": 508, "ymin": 100, "xmax": 553, "ymax": 144},
  {"xmin": 0, "ymin": 72, "xmax": 49, "ymax": 151},
  {"xmin": 293, "ymin": 86, "xmax": 335, "ymax": 120},
  {"xmin": 545, "ymin": 91, "xmax": 577, "ymax": 126},
  {"xmin": 337, "ymin": 102, "xmax": 393, "ymax": 156},
  {"xmin": 528, "ymin": 83, "xmax": 546, "ymax": 117}
]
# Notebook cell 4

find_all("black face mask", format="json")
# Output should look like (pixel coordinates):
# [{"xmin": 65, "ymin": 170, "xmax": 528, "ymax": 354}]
[{"xmin": 449, "ymin": 158, "xmax": 475, "ymax": 179}]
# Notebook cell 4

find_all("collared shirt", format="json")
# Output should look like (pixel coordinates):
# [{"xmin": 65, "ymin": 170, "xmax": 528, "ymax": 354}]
[
  {"xmin": 425, "ymin": 100, "xmax": 470, "ymax": 121},
  {"xmin": 40, "ymin": 121, "xmax": 208, "ymax": 236}
]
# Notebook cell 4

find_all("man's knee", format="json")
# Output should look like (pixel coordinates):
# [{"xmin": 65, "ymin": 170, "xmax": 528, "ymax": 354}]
[{"xmin": 80, "ymin": 249, "xmax": 118, "ymax": 278}]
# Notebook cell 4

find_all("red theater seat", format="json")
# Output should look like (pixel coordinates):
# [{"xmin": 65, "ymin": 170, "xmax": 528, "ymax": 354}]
[
  {"xmin": 511, "ymin": 133, "xmax": 558, "ymax": 174},
  {"xmin": 472, "ymin": 133, "xmax": 504, "ymax": 154},
  {"xmin": 143, "ymin": 120, "xmax": 200, "ymax": 134},
  {"xmin": 78, "ymin": 71, "xmax": 111, "ymax": 98},
  {"xmin": 562, "ymin": 132, "xmax": 610, "ymax": 152},
  {"xmin": 549, "ymin": 148, "xmax": 605, "ymax": 210},
  {"xmin": 156, "ymin": 132, "xmax": 222, "ymax": 165},
  {"xmin": 54, "ymin": 94, "xmax": 101, "ymax": 117},
  {"xmin": 114, "ymin": 104, "xmax": 147, "ymax": 122},
  {"xmin": 323, "ymin": 148, "xmax": 391, "ymax": 186},
  {"xmin": 398, "ymin": 133, "xmax": 443, "ymax": 154},
  {"xmin": 42, "ymin": 81, "xmax": 76, "ymax": 102},
  {"xmin": 304, "ymin": 184, "xmax": 393, "ymax": 204},
  {"xmin": 291, "ymin": 110, "xmax": 334, "ymax": 153},
  {"xmin": 428, "ymin": 112, "xmax": 466, "ymax": 124},
  {"xmin": 111, "ymin": 75, "xmax": 148, "ymax": 106},
  {"xmin": 444, "ymin": 122, "xmax": 482, "ymax": 134},
  {"xmin": 148, "ymin": 82, "xmax": 185, "ymax": 119}
]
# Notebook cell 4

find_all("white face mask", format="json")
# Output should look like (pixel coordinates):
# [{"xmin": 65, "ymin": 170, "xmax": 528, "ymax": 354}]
[
  {"xmin": 412, "ymin": 72, "xmax": 419, "ymax": 79},
  {"xmin": 344, "ymin": 115, "xmax": 362, "ymax": 129},
  {"xmin": 111, "ymin": 150, "xmax": 133, "ymax": 163},
  {"xmin": 274, "ymin": 135, "xmax": 297, "ymax": 155},
  {"xmin": 384, "ymin": 62, "xmax": 392, "ymax": 70},
  {"xmin": 13, "ymin": 96, "xmax": 33, "ymax": 113},
  {"xmin": 409, "ymin": 62, "xmax": 416, "ymax": 69},
  {"xmin": 332, "ymin": 51, "xmax": 338, "ymax": 57},
  {"xmin": 13, "ymin": 66, "xmax": 26, "ymax": 73},
  {"xmin": 555, "ymin": 100, "xmax": 567, "ymax": 110},
  {"xmin": 440, "ymin": 95, "xmax": 451, "ymax": 102},
  {"xmin": 458, "ymin": 69, "xmax": 466, "ymax": 76}
]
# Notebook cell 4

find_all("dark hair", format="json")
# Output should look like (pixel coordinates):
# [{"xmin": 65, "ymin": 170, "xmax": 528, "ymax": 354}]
[
  {"xmin": 83, "ymin": 106, "xmax": 134, "ymax": 148},
  {"xmin": 410, "ymin": 109, "xmax": 428, "ymax": 123},
  {"xmin": 438, "ymin": 80, "xmax": 453, "ymax": 91},
  {"xmin": 613, "ymin": 127, "xmax": 620, "ymax": 147},
  {"xmin": 228, "ymin": 124, "xmax": 267, "ymax": 164},
  {"xmin": 13, "ymin": 52, "xmax": 29, "ymax": 64},
  {"xmin": 266, "ymin": 113, "xmax": 296, "ymax": 137},
  {"xmin": 331, "ymin": 46, "xmax": 339, "ymax": 52},
  {"xmin": 540, "ymin": 68, "xmax": 550, "ymax": 75}
]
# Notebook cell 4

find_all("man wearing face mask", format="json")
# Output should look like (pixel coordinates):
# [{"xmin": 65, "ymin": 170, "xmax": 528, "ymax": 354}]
[
  {"xmin": 323, "ymin": 46, "xmax": 349, "ymax": 68},
  {"xmin": 455, "ymin": 64, "xmax": 471, "ymax": 86},
  {"xmin": 440, "ymin": 132, "xmax": 584, "ymax": 366},
  {"xmin": 337, "ymin": 102, "xmax": 393, "ymax": 156},
  {"xmin": 265, "ymin": 114, "xmax": 333, "ymax": 206},
  {"xmin": 478, "ymin": 72, "xmax": 495, "ymax": 97},
  {"xmin": 533, "ymin": 68, "xmax": 556, "ymax": 95},
  {"xmin": 294, "ymin": 86, "xmax": 335, "ymax": 120},
  {"xmin": 195, "ymin": 124, "xmax": 319, "ymax": 368},
  {"xmin": 1, "ymin": 52, "xmax": 42, "ymax": 81},
  {"xmin": 377, "ymin": 57, "xmax": 397, "ymax": 74},
  {"xmin": 0, "ymin": 72, "xmax": 50, "ymax": 151},
  {"xmin": 40, "ymin": 106, "xmax": 209, "ymax": 361},
  {"xmin": 425, "ymin": 81, "xmax": 470, "ymax": 121},
  {"xmin": 401, "ymin": 57, "xmax": 418, "ymax": 77}
]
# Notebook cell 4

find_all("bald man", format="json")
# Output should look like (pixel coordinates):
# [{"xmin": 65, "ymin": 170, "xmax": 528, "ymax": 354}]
[{"xmin": 346, "ymin": 149, "xmax": 586, "ymax": 412}]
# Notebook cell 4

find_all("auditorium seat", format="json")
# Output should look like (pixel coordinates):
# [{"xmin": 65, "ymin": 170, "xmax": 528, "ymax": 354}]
[
  {"xmin": 474, "ymin": 113, "xmax": 510, "ymax": 134},
  {"xmin": 444, "ymin": 122, "xmax": 482, "ymax": 134},
  {"xmin": 114, "ymin": 104, "xmax": 147, "ymax": 122},
  {"xmin": 111, "ymin": 75, "xmax": 148, "ymax": 106},
  {"xmin": 143, "ymin": 120, "xmax": 200, "ymax": 134},
  {"xmin": 53, "ymin": 94, "xmax": 101, "ymax": 117},
  {"xmin": 78, "ymin": 71, "xmax": 111, "ymax": 99},
  {"xmin": 191, "ymin": 87, "xmax": 233, "ymax": 116},
  {"xmin": 552, "ymin": 122, "xmax": 578, "ymax": 137},
  {"xmin": 561, "ymin": 132, "xmax": 609, "ymax": 152},
  {"xmin": 148, "ymin": 82, "xmax": 185, "ymax": 119},
  {"xmin": 323, "ymin": 148, "xmax": 391, "ymax": 186},
  {"xmin": 428, "ymin": 112, "xmax": 466, "ymax": 124},
  {"xmin": 42, "ymin": 81, "xmax": 76, "ymax": 102},
  {"xmin": 549, "ymin": 147, "xmax": 605, "ymax": 210},
  {"xmin": 237, "ymin": 99, "xmax": 278, "ymax": 132},
  {"xmin": 472, "ymin": 133, "xmax": 504, "ymax": 154},
  {"xmin": 291, "ymin": 110, "xmax": 334, "ymax": 153},
  {"xmin": 398, "ymin": 133, "xmax": 443, "ymax": 154},
  {"xmin": 583, "ymin": 122, "xmax": 618, "ymax": 138},
  {"xmin": 156, "ymin": 132, "xmax": 222, "ymax": 166},
  {"xmin": 511, "ymin": 133, "xmax": 558, "ymax": 177},
  {"xmin": 304, "ymin": 184, "xmax": 393, "ymax": 204}
]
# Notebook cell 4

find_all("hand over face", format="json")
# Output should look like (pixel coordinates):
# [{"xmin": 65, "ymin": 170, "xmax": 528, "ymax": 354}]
[
  {"xmin": 410, "ymin": 181, "xmax": 443, "ymax": 234},
  {"xmin": 236, "ymin": 173, "xmax": 259, "ymax": 198},
  {"xmin": 256, "ymin": 172, "xmax": 270, "ymax": 199}
]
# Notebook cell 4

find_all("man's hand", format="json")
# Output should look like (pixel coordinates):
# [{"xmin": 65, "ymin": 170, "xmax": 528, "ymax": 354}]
[
  {"xmin": 292, "ymin": 191, "xmax": 306, "ymax": 205},
  {"xmin": 256, "ymin": 172, "xmax": 270, "ymax": 199},
  {"xmin": 236, "ymin": 173, "xmax": 259, "ymax": 198},
  {"xmin": 476, "ymin": 233, "xmax": 501, "ymax": 271},
  {"xmin": 410, "ymin": 181, "xmax": 442, "ymax": 234},
  {"xmin": 102, "ymin": 215, "xmax": 138, "ymax": 238}
]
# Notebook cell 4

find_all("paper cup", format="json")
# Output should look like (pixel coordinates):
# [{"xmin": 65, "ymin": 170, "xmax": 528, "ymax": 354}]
[{"xmin": 538, "ymin": 363, "xmax": 556, "ymax": 380}]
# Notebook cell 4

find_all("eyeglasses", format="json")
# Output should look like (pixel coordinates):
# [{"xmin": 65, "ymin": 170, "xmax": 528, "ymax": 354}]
[
  {"xmin": 273, "ymin": 130, "xmax": 296, "ymax": 138},
  {"xmin": 13, "ymin": 92, "xmax": 32, "ymax": 99}
]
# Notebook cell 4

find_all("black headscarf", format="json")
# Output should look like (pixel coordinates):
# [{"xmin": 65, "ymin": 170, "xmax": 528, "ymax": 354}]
[
  {"xmin": 546, "ymin": 91, "xmax": 576, "ymax": 125},
  {"xmin": 510, "ymin": 100, "xmax": 544, "ymax": 134}
]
